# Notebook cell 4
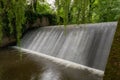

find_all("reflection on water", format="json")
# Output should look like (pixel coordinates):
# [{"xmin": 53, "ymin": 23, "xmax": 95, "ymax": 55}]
[
  {"xmin": 0, "ymin": 48, "xmax": 44, "ymax": 80},
  {"xmin": 41, "ymin": 68, "xmax": 60, "ymax": 80},
  {"xmin": 0, "ymin": 48, "xmax": 103, "ymax": 80}
]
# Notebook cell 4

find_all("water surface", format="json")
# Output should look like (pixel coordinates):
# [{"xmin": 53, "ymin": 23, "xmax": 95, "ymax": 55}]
[{"xmin": 0, "ymin": 48, "xmax": 102, "ymax": 80}]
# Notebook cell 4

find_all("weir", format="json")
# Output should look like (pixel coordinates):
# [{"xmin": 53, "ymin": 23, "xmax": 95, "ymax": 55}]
[{"xmin": 18, "ymin": 22, "xmax": 117, "ymax": 79}]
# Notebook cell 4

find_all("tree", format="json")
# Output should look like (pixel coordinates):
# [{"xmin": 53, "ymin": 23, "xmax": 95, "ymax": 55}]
[
  {"xmin": 97, "ymin": 0, "xmax": 120, "ymax": 22},
  {"xmin": 55, "ymin": 0, "xmax": 120, "ymax": 24},
  {"xmin": 0, "ymin": 0, "xmax": 120, "ymax": 44},
  {"xmin": 0, "ymin": 0, "xmax": 26, "ymax": 45}
]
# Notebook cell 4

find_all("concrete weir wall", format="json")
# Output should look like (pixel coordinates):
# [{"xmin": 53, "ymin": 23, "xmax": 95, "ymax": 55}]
[{"xmin": 18, "ymin": 22, "xmax": 117, "ymax": 80}]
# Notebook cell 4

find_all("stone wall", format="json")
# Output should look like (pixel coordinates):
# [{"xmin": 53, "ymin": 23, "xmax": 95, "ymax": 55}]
[
  {"xmin": 0, "ymin": 16, "xmax": 50, "ymax": 48},
  {"xmin": 0, "ymin": 36, "xmax": 16, "ymax": 48},
  {"xmin": 26, "ymin": 16, "xmax": 50, "ymax": 29}
]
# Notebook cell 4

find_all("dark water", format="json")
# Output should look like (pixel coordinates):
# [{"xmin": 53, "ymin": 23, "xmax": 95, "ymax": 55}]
[{"xmin": 0, "ymin": 48, "xmax": 103, "ymax": 80}]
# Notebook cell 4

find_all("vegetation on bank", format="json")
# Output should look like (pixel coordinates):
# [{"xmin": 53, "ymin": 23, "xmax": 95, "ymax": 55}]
[{"xmin": 0, "ymin": 0, "xmax": 26, "ymax": 45}]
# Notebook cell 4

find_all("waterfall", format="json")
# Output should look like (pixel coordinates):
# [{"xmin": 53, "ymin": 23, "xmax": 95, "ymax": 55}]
[{"xmin": 20, "ymin": 22, "xmax": 117, "ymax": 71}]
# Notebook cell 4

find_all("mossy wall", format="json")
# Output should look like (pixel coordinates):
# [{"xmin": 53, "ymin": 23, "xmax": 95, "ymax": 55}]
[{"xmin": 104, "ymin": 20, "xmax": 120, "ymax": 80}]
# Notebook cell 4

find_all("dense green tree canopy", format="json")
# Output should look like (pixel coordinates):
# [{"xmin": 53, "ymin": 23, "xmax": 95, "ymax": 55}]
[
  {"xmin": 0, "ymin": 0, "xmax": 120, "ymax": 44},
  {"xmin": 0, "ymin": 0, "xmax": 26, "ymax": 45},
  {"xmin": 55, "ymin": 0, "xmax": 120, "ymax": 24}
]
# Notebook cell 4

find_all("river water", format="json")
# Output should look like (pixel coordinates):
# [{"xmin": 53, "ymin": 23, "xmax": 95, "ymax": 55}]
[{"xmin": 0, "ymin": 48, "xmax": 103, "ymax": 80}]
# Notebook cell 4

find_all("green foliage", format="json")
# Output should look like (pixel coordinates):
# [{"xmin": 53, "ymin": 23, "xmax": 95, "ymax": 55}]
[
  {"xmin": 25, "ymin": 1, "xmax": 56, "ymax": 27},
  {"xmin": 0, "ymin": 0, "xmax": 26, "ymax": 45},
  {"xmin": 0, "ymin": 0, "xmax": 120, "ymax": 44},
  {"xmin": 55, "ymin": 0, "xmax": 72, "ymax": 25},
  {"xmin": 55, "ymin": 0, "xmax": 90, "ymax": 24},
  {"xmin": 0, "ymin": 18, "xmax": 2, "ymax": 43},
  {"xmin": 55, "ymin": 0, "xmax": 120, "ymax": 24},
  {"xmin": 98, "ymin": 0, "xmax": 120, "ymax": 22},
  {"xmin": 36, "ymin": 1, "xmax": 53, "ymax": 14}
]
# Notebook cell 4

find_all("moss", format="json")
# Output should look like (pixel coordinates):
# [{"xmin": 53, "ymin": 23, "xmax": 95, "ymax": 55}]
[{"xmin": 103, "ymin": 20, "xmax": 120, "ymax": 80}]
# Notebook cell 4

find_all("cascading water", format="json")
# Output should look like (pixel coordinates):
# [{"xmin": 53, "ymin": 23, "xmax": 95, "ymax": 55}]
[
  {"xmin": 16, "ymin": 22, "xmax": 117, "ymax": 80},
  {"xmin": 20, "ymin": 22, "xmax": 117, "ymax": 70}
]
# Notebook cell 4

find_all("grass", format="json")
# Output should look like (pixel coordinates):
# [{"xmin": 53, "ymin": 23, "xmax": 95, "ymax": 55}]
[{"xmin": 103, "ymin": 20, "xmax": 120, "ymax": 80}]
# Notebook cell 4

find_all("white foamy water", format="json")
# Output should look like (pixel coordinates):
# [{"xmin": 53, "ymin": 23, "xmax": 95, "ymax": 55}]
[{"xmin": 20, "ymin": 22, "xmax": 117, "ymax": 70}]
